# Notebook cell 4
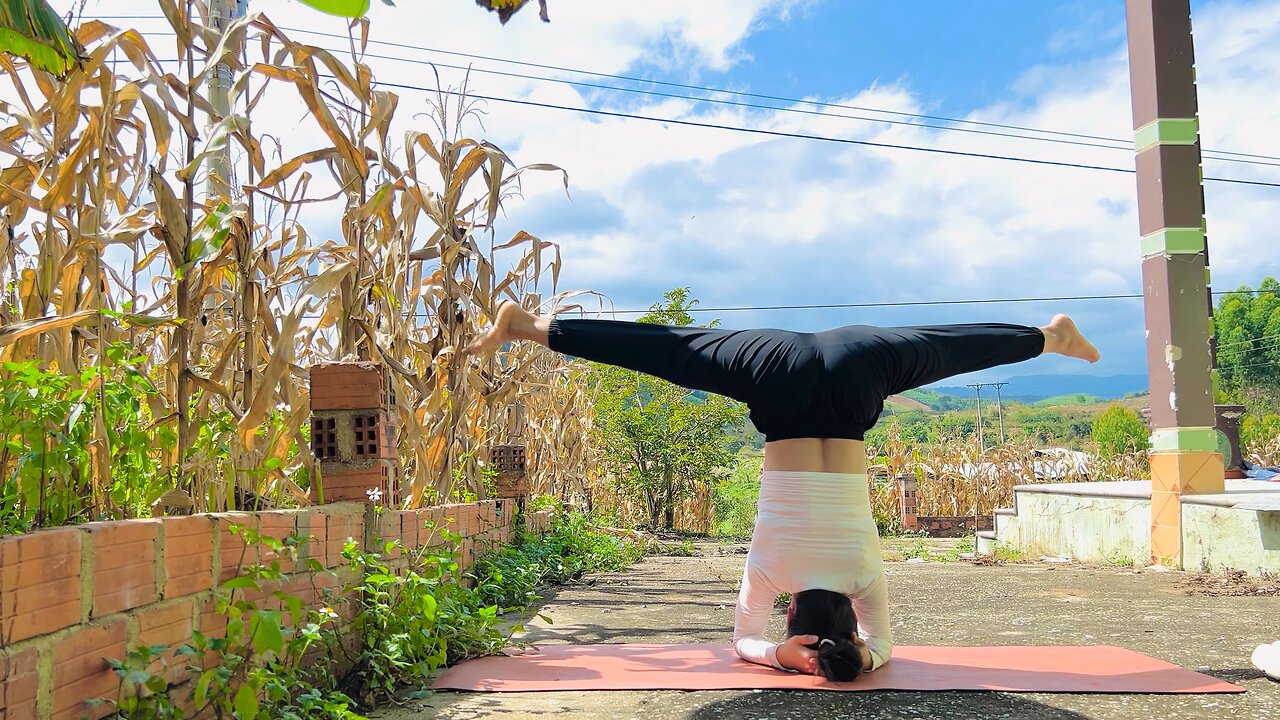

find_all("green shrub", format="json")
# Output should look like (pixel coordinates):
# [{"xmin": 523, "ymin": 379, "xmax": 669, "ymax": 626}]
[
  {"xmin": 1091, "ymin": 404, "xmax": 1149, "ymax": 458},
  {"xmin": 342, "ymin": 525, "xmax": 508, "ymax": 704},
  {"xmin": 713, "ymin": 456, "xmax": 762, "ymax": 539},
  {"xmin": 471, "ymin": 509, "xmax": 645, "ymax": 609},
  {"xmin": 1241, "ymin": 413, "xmax": 1280, "ymax": 455}
]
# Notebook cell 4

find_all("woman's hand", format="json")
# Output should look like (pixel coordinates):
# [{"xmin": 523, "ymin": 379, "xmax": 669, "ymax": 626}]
[
  {"xmin": 775, "ymin": 634, "xmax": 820, "ymax": 673},
  {"xmin": 852, "ymin": 634, "xmax": 873, "ymax": 669}
]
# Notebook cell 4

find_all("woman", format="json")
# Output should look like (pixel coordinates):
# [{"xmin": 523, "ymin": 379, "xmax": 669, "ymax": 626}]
[{"xmin": 463, "ymin": 302, "xmax": 1100, "ymax": 681}]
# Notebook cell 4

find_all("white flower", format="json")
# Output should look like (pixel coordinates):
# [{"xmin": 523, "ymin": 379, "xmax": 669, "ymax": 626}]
[
  {"xmin": 319, "ymin": 606, "xmax": 339, "ymax": 621},
  {"xmin": 366, "ymin": 487, "xmax": 384, "ymax": 502}
]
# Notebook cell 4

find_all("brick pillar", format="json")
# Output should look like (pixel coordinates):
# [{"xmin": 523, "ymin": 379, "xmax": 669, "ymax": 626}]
[
  {"xmin": 1216, "ymin": 405, "xmax": 1247, "ymax": 479},
  {"xmin": 1125, "ymin": 0, "xmax": 1223, "ymax": 567},
  {"xmin": 309, "ymin": 362, "xmax": 401, "ymax": 506},
  {"xmin": 897, "ymin": 474, "xmax": 918, "ymax": 532},
  {"xmin": 489, "ymin": 444, "xmax": 528, "ymax": 499}
]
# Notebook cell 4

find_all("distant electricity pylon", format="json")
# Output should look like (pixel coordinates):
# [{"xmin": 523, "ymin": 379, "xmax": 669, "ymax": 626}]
[{"xmin": 966, "ymin": 382, "xmax": 1010, "ymax": 449}]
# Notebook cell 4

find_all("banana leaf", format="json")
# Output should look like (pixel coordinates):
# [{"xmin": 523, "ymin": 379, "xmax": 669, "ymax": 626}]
[
  {"xmin": 295, "ymin": 0, "xmax": 372, "ymax": 17},
  {"xmin": 0, "ymin": 0, "xmax": 82, "ymax": 76}
]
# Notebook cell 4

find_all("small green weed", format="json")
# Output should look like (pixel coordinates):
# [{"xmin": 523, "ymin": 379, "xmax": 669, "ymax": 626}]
[
  {"xmin": 655, "ymin": 540, "xmax": 697, "ymax": 557},
  {"xmin": 1104, "ymin": 548, "xmax": 1135, "ymax": 568},
  {"xmin": 993, "ymin": 540, "xmax": 1027, "ymax": 563}
]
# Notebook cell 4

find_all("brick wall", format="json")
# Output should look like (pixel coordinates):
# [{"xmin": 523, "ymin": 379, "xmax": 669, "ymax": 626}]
[
  {"xmin": 0, "ymin": 499, "xmax": 543, "ymax": 720},
  {"xmin": 914, "ymin": 515, "xmax": 994, "ymax": 538}
]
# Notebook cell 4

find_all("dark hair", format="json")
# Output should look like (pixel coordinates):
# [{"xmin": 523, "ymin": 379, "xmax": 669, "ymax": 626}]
[{"xmin": 785, "ymin": 589, "xmax": 864, "ymax": 682}]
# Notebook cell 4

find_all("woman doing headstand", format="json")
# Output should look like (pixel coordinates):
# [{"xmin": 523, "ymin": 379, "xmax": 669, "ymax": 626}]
[{"xmin": 463, "ymin": 303, "xmax": 1100, "ymax": 682}]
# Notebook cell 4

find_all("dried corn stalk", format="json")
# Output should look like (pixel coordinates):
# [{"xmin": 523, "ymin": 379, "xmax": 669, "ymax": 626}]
[{"xmin": 0, "ymin": 3, "xmax": 598, "ymax": 527}]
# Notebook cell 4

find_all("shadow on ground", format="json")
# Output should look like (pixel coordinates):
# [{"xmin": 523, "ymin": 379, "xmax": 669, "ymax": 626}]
[{"xmin": 687, "ymin": 691, "xmax": 1091, "ymax": 719}]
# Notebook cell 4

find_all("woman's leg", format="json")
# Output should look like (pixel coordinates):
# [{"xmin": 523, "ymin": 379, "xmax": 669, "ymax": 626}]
[
  {"xmin": 462, "ymin": 302, "xmax": 812, "ymax": 403},
  {"xmin": 820, "ymin": 314, "xmax": 1099, "ymax": 400}
]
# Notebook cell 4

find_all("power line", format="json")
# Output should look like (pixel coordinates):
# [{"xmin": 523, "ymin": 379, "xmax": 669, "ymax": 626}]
[
  {"xmin": 86, "ymin": 14, "xmax": 1280, "ymax": 166},
  {"xmin": 595, "ymin": 290, "xmax": 1261, "ymax": 315},
  {"xmin": 329, "ymin": 289, "xmax": 1254, "ymax": 317},
  {"xmin": 368, "ymin": 78, "xmax": 1280, "ymax": 189},
  {"xmin": 270, "ymin": 25, "xmax": 1280, "ymax": 166},
  {"xmin": 287, "ymin": 47, "xmax": 1167, "ymax": 159},
  {"xmin": 1216, "ymin": 333, "xmax": 1280, "ymax": 352},
  {"xmin": 267, "ymin": 37, "xmax": 1280, "ymax": 167},
  {"xmin": 133, "ymin": 60, "xmax": 1190, "ymax": 181},
  {"xmin": 1221, "ymin": 358, "xmax": 1280, "ymax": 372}
]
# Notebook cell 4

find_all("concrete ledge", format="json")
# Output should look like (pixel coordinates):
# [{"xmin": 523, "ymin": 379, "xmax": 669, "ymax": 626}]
[
  {"xmin": 975, "ymin": 531, "xmax": 997, "ymax": 555},
  {"xmin": 1012, "ymin": 481, "xmax": 1150, "ymax": 500},
  {"xmin": 998, "ymin": 489, "xmax": 1150, "ymax": 565},
  {"xmin": 1182, "ymin": 486, "xmax": 1280, "ymax": 509},
  {"xmin": 1183, "ymin": 503, "xmax": 1280, "ymax": 573}
]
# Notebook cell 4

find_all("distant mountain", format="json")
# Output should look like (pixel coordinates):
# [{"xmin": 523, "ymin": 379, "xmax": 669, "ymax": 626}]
[{"xmin": 930, "ymin": 374, "xmax": 1147, "ymax": 403}]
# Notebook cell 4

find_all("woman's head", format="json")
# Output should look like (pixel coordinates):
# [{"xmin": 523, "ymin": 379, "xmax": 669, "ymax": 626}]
[{"xmin": 786, "ymin": 589, "xmax": 864, "ymax": 682}]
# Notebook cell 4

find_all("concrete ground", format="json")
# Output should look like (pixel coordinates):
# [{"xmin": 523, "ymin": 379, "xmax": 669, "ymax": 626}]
[{"xmin": 372, "ymin": 541, "xmax": 1277, "ymax": 720}]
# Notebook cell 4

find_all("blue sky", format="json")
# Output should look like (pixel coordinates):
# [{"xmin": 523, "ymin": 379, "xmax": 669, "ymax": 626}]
[
  {"xmin": 44, "ymin": 0, "xmax": 1280, "ymax": 390},
  {"xmin": 710, "ymin": 1, "xmax": 1126, "ymax": 115}
]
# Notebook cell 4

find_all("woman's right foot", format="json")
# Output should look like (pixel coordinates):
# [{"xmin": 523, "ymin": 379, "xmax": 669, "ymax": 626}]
[
  {"xmin": 461, "ymin": 301, "xmax": 546, "ymax": 357},
  {"xmin": 1041, "ymin": 314, "xmax": 1101, "ymax": 363}
]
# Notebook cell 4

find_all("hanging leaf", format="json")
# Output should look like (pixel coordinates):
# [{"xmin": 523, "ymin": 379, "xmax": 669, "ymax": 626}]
[
  {"xmin": 0, "ymin": 0, "xmax": 83, "ymax": 77},
  {"xmin": 0, "ymin": 310, "xmax": 95, "ymax": 348},
  {"xmin": 295, "ymin": 0, "xmax": 372, "ymax": 18},
  {"xmin": 474, "ymin": 0, "xmax": 549, "ymax": 24}
]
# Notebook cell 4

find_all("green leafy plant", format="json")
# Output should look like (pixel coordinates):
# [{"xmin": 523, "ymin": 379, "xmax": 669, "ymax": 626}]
[
  {"xmin": 0, "ymin": 350, "xmax": 177, "ymax": 533},
  {"xmin": 185, "ymin": 526, "xmax": 359, "ymax": 719},
  {"xmin": 96, "ymin": 525, "xmax": 363, "ymax": 719},
  {"xmin": 90, "ymin": 644, "xmax": 186, "ymax": 719},
  {"xmin": 342, "ymin": 522, "xmax": 508, "ymax": 704},
  {"xmin": 470, "ymin": 510, "xmax": 644, "ymax": 610},
  {"xmin": 96, "ymin": 510, "xmax": 646, "ymax": 716}
]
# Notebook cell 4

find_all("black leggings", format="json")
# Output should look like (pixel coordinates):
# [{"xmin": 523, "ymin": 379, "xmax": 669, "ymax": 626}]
[{"xmin": 548, "ymin": 319, "xmax": 1044, "ymax": 442}]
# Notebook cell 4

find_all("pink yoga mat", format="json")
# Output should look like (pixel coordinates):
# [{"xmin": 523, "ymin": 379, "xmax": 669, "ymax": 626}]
[{"xmin": 432, "ymin": 643, "xmax": 1244, "ymax": 694}]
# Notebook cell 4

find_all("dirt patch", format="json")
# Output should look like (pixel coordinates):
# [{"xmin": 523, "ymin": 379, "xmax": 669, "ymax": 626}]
[{"xmin": 1180, "ymin": 568, "xmax": 1280, "ymax": 597}]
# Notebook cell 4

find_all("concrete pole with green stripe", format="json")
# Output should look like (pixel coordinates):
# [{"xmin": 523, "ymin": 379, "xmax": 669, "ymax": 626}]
[{"xmin": 1125, "ymin": 0, "xmax": 1224, "ymax": 568}]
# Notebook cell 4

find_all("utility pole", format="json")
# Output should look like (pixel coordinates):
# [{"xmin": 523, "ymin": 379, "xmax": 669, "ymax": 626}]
[
  {"xmin": 967, "ymin": 382, "xmax": 1013, "ymax": 449},
  {"xmin": 967, "ymin": 384, "xmax": 985, "ymax": 450},
  {"xmin": 992, "ymin": 381, "xmax": 1009, "ymax": 444},
  {"xmin": 207, "ymin": 0, "xmax": 249, "ymax": 200}
]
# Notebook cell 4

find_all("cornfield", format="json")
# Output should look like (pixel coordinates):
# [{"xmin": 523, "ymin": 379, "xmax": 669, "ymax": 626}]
[
  {"xmin": 0, "ymin": 3, "xmax": 598, "ymax": 529},
  {"xmin": 1246, "ymin": 434, "xmax": 1280, "ymax": 467},
  {"xmin": 867, "ymin": 424, "xmax": 1150, "ymax": 529}
]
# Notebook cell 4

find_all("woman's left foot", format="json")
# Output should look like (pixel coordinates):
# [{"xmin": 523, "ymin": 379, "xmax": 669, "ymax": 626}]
[
  {"xmin": 1041, "ymin": 314, "xmax": 1101, "ymax": 363},
  {"xmin": 462, "ymin": 301, "xmax": 541, "ymax": 358}
]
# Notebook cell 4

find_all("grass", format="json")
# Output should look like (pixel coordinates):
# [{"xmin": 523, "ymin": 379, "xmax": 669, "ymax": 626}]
[
  {"xmin": 654, "ymin": 540, "xmax": 698, "ymax": 557},
  {"xmin": 881, "ymin": 535, "xmax": 976, "ymax": 563},
  {"xmin": 992, "ymin": 540, "xmax": 1029, "ymax": 563},
  {"xmin": 1033, "ymin": 394, "xmax": 1103, "ymax": 407}
]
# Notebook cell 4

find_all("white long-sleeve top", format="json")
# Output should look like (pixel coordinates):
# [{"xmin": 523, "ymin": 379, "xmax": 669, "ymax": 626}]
[{"xmin": 732, "ymin": 471, "xmax": 893, "ymax": 672}]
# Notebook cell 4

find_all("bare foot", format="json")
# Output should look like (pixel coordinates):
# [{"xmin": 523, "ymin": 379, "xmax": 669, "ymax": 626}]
[
  {"xmin": 461, "ymin": 301, "xmax": 548, "ymax": 358},
  {"xmin": 1040, "ymin": 314, "xmax": 1101, "ymax": 363}
]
